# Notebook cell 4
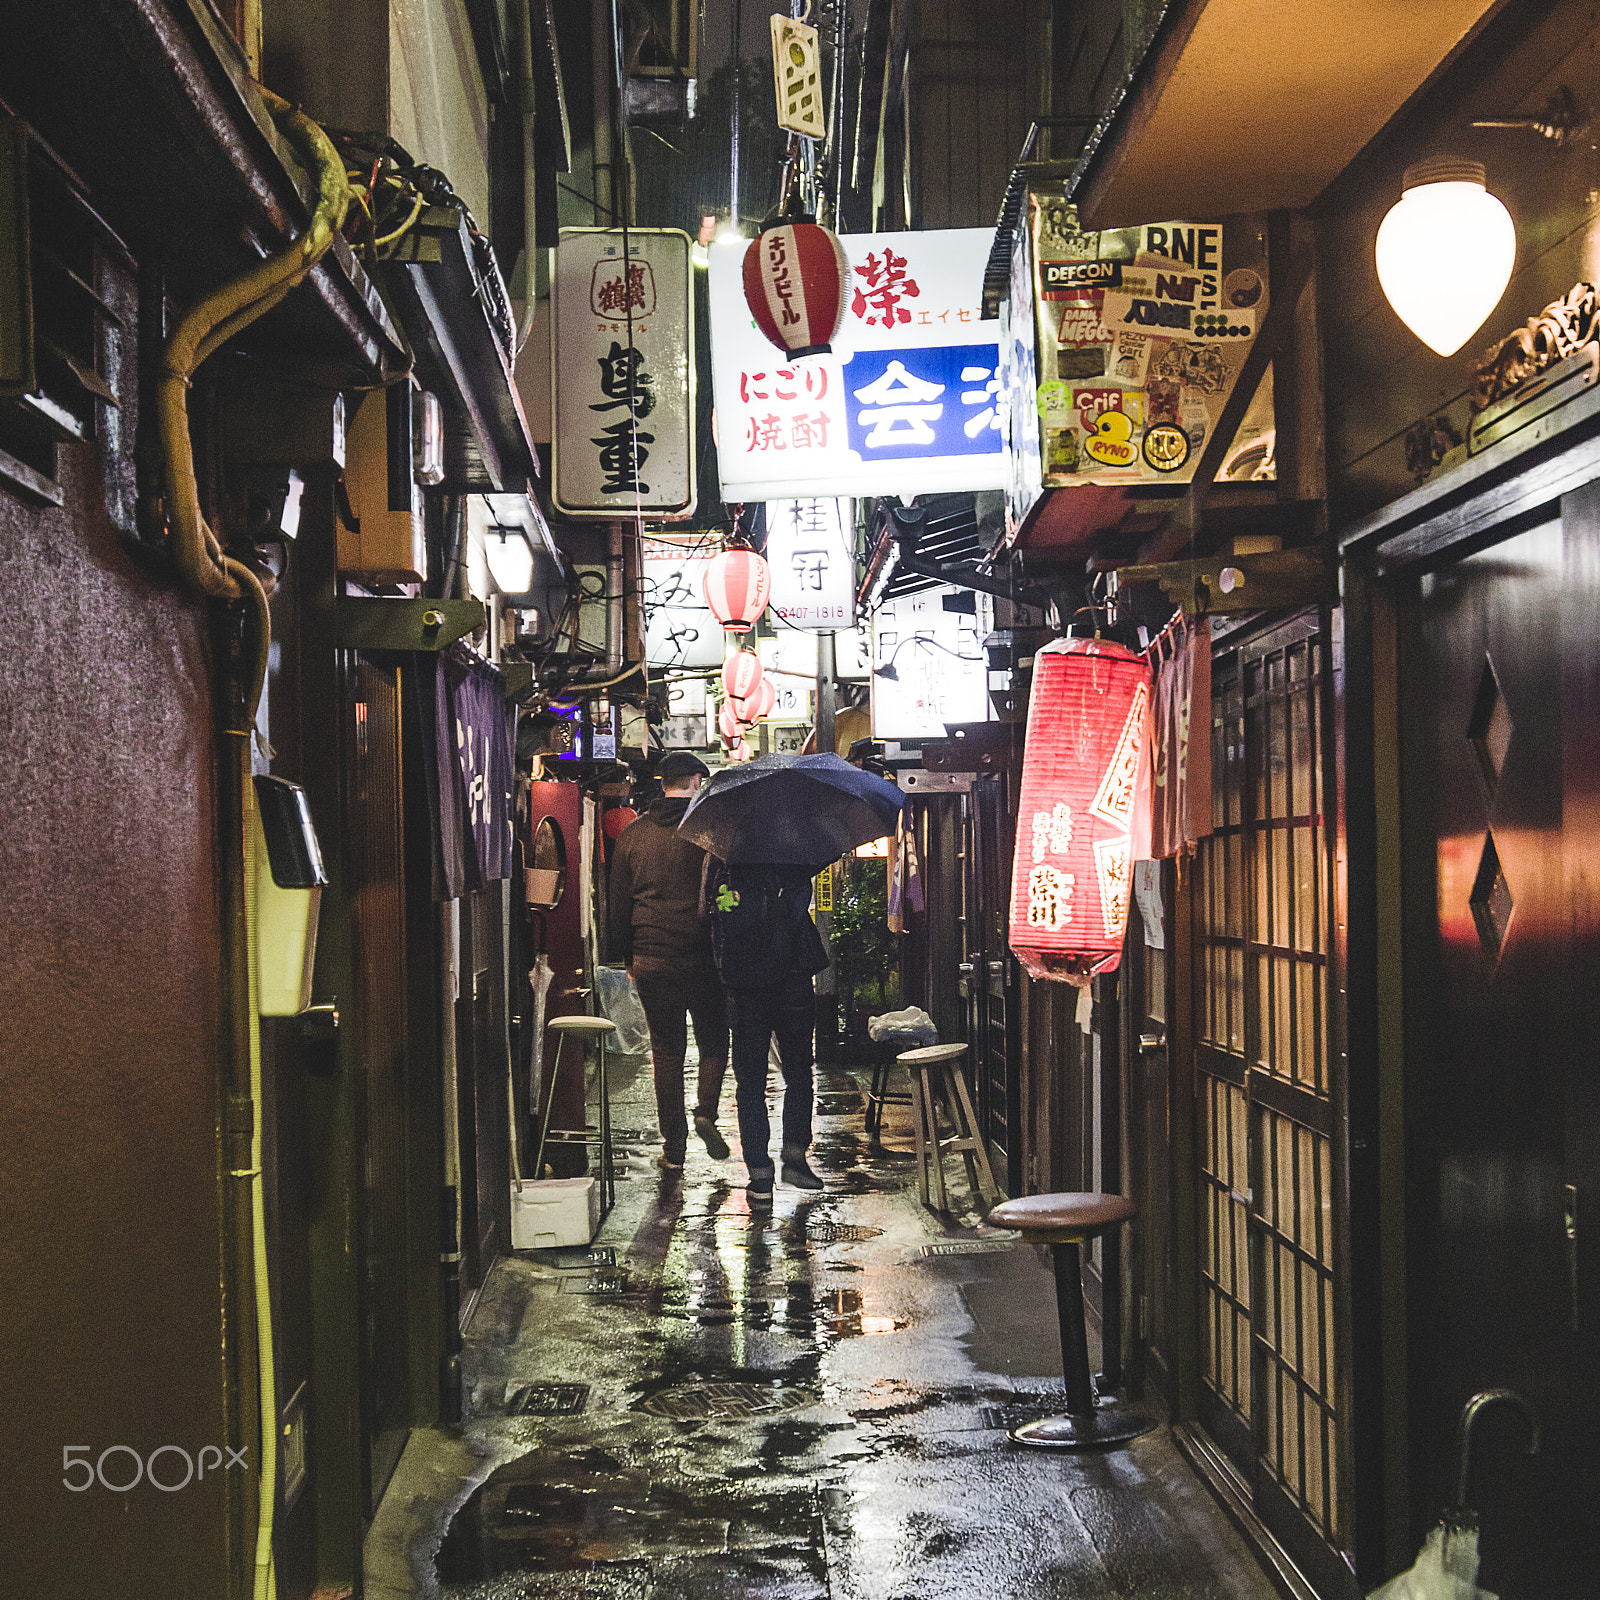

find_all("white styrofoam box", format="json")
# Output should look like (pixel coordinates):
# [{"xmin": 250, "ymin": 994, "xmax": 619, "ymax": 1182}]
[{"xmin": 511, "ymin": 1176, "xmax": 600, "ymax": 1250}]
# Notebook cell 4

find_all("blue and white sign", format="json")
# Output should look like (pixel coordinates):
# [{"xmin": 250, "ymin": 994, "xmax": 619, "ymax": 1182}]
[{"xmin": 709, "ymin": 228, "xmax": 1004, "ymax": 501}]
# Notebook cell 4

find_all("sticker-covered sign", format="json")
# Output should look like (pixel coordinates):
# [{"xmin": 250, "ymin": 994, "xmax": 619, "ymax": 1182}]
[
  {"xmin": 1021, "ymin": 192, "xmax": 1274, "ymax": 497},
  {"xmin": 710, "ymin": 228, "xmax": 1005, "ymax": 501},
  {"xmin": 553, "ymin": 229, "xmax": 695, "ymax": 517},
  {"xmin": 765, "ymin": 498, "xmax": 855, "ymax": 629}
]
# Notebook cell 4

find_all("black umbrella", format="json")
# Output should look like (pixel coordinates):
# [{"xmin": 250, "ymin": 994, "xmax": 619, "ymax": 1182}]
[{"xmin": 676, "ymin": 752, "xmax": 905, "ymax": 866}]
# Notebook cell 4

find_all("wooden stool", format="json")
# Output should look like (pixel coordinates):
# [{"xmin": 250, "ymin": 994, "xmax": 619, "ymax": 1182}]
[
  {"xmin": 986, "ymin": 1191, "xmax": 1156, "ymax": 1449},
  {"xmin": 533, "ymin": 1016, "xmax": 618, "ymax": 1214},
  {"xmin": 897, "ymin": 1043, "xmax": 1000, "ymax": 1211}
]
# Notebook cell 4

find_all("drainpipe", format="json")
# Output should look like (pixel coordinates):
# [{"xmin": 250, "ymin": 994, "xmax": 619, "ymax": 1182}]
[{"xmin": 607, "ymin": 522, "xmax": 625, "ymax": 675}]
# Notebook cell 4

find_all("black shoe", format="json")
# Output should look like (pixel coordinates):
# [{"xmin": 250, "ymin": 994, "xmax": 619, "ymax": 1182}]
[
  {"xmin": 780, "ymin": 1154, "xmax": 824, "ymax": 1191},
  {"xmin": 694, "ymin": 1115, "xmax": 730, "ymax": 1160},
  {"xmin": 657, "ymin": 1152, "xmax": 684, "ymax": 1171},
  {"xmin": 747, "ymin": 1167, "xmax": 774, "ymax": 1203}
]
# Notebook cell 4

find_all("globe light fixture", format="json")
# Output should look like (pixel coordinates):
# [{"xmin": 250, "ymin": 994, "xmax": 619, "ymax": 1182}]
[{"xmin": 1375, "ymin": 160, "xmax": 1517, "ymax": 357}]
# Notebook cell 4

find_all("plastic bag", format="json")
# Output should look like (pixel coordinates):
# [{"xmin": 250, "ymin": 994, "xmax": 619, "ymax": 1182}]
[
  {"xmin": 868, "ymin": 1005, "xmax": 938, "ymax": 1046},
  {"xmin": 1367, "ymin": 1526, "xmax": 1495, "ymax": 1600},
  {"xmin": 594, "ymin": 965, "xmax": 651, "ymax": 1056}
]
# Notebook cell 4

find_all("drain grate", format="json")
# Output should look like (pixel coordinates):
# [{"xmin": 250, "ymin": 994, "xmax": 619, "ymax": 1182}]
[
  {"xmin": 921, "ymin": 1240, "xmax": 1021, "ymax": 1257},
  {"xmin": 803, "ymin": 1223, "xmax": 883, "ymax": 1242},
  {"xmin": 508, "ymin": 1382, "xmax": 591, "ymax": 1416},
  {"xmin": 980, "ymin": 1390, "xmax": 1074, "ymax": 1429},
  {"xmin": 636, "ymin": 1381, "xmax": 817, "ymax": 1420},
  {"xmin": 552, "ymin": 1246, "xmax": 615, "ymax": 1270},
  {"xmin": 561, "ymin": 1272, "xmax": 633, "ymax": 1295}
]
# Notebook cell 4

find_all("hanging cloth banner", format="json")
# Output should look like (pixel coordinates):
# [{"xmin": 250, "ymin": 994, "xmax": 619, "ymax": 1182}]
[
  {"xmin": 1008, "ymin": 637, "xmax": 1152, "ymax": 983},
  {"xmin": 1150, "ymin": 617, "xmax": 1213, "ymax": 860},
  {"xmin": 416, "ymin": 645, "xmax": 515, "ymax": 900}
]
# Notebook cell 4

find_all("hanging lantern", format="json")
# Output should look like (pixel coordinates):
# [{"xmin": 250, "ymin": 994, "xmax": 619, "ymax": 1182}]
[
  {"xmin": 741, "ymin": 218, "xmax": 850, "ymax": 359},
  {"xmin": 704, "ymin": 547, "xmax": 772, "ymax": 632},
  {"xmin": 1375, "ymin": 160, "xmax": 1516, "ymax": 357},
  {"xmin": 1008, "ymin": 638, "xmax": 1152, "ymax": 984},
  {"xmin": 717, "ymin": 699, "xmax": 745, "ymax": 742},
  {"xmin": 722, "ymin": 648, "xmax": 765, "ymax": 705},
  {"xmin": 749, "ymin": 676, "xmax": 778, "ymax": 720},
  {"xmin": 729, "ymin": 736, "xmax": 752, "ymax": 763}
]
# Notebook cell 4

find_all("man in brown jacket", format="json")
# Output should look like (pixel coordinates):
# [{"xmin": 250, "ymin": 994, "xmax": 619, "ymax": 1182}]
[{"xmin": 607, "ymin": 752, "xmax": 730, "ymax": 1168}]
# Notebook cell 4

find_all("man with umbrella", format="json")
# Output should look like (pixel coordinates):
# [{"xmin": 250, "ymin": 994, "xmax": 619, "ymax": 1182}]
[{"xmin": 679, "ymin": 754, "xmax": 905, "ymax": 1204}]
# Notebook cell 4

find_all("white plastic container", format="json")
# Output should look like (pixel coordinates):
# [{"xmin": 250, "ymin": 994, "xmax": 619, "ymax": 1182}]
[{"xmin": 510, "ymin": 1176, "xmax": 599, "ymax": 1250}]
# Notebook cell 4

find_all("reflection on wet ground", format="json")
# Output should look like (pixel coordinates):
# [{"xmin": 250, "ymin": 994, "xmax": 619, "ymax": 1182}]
[{"xmin": 375, "ymin": 1055, "xmax": 1281, "ymax": 1600}]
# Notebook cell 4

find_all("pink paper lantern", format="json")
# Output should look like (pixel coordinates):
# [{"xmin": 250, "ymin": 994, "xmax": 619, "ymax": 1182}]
[
  {"xmin": 704, "ymin": 548, "xmax": 771, "ymax": 633},
  {"xmin": 1008, "ymin": 638, "xmax": 1152, "ymax": 983},
  {"xmin": 717, "ymin": 699, "xmax": 744, "ymax": 742},
  {"xmin": 722, "ymin": 649, "xmax": 764, "ymax": 705},
  {"xmin": 742, "ymin": 219, "xmax": 850, "ymax": 359}
]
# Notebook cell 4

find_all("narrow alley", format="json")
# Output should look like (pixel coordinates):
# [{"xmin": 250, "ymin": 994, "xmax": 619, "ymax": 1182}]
[{"xmin": 366, "ymin": 1053, "xmax": 1282, "ymax": 1600}]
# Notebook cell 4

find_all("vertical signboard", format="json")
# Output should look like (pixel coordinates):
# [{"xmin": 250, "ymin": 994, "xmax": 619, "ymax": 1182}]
[
  {"xmin": 642, "ymin": 535, "xmax": 722, "ymax": 669},
  {"xmin": 870, "ymin": 587, "xmax": 989, "ymax": 741},
  {"xmin": 553, "ymin": 229, "xmax": 695, "ymax": 517},
  {"xmin": 709, "ymin": 228, "xmax": 1004, "ymax": 501},
  {"xmin": 765, "ymin": 498, "xmax": 855, "ymax": 629}
]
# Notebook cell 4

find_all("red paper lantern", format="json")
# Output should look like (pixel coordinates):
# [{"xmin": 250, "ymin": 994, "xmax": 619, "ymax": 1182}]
[
  {"xmin": 717, "ymin": 699, "xmax": 744, "ymax": 742},
  {"xmin": 704, "ymin": 548, "xmax": 771, "ymax": 632},
  {"xmin": 742, "ymin": 219, "xmax": 850, "ymax": 358},
  {"xmin": 721, "ymin": 649, "xmax": 764, "ymax": 705},
  {"xmin": 729, "ymin": 736, "xmax": 752, "ymax": 763},
  {"xmin": 1008, "ymin": 638, "xmax": 1152, "ymax": 983},
  {"xmin": 749, "ymin": 676, "xmax": 777, "ymax": 720}
]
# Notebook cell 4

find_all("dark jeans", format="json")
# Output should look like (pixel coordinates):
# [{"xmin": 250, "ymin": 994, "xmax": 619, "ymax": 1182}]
[
  {"xmin": 727, "ymin": 971, "xmax": 816, "ymax": 1173},
  {"xmin": 634, "ymin": 960, "xmax": 729, "ymax": 1160}
]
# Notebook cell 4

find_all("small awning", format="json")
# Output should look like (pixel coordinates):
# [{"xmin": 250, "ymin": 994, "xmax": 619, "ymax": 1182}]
[{"xmin": 1067, "ymin": 0, "xmax": 1505, "ymax": 228}]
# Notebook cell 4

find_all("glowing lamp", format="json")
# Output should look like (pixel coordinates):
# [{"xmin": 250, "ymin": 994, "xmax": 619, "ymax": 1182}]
[
  {"xmin": 722, "ymin": 649, "xmax": 764, "ymax": 705},
  {"xmin": 1375, "ymin": 160, "xmax": 1516, "ymax": 357},
  {"xmin": 485, "ymin": 527, "xmax": 535, "ymax": 593},
  {"xmin": 704, "ymin": 548, "xmax": 771, "ymax": 632},
  {"xmin": 1008, "ymin": 638, "xmax": 1152, "ymax": 983},
  {"xmin": 742, "ymin": 218, "xmax": 850, "ymax": 359}
]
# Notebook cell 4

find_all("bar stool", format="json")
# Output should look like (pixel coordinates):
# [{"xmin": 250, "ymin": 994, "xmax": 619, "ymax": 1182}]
[
  {"xmin": 897, "ymin": 1043, "xmax": 1000, "ymax": 1211},
  {"xmin": 986, "ymin": 1191, "xmax": 1156, "ymax": 1449},
  {"xmin": 533, "ymin": 1015, "xmax": 618, "ymax": 1214},
  {"xmin": 863, "ymin": 1037, "xmax": 916, "ymax": 1140}
]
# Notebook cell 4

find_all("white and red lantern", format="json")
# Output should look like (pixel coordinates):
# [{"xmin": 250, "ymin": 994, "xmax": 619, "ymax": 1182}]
[
  {"xmin": 717, "ymin": 698, "xmax": 745, "ymax": 742},
  {"xmin": 729, "ymin": 736, "xmax": 752, "ymax": 763},
  {"xmin": 741, "ymin": 219, "xmax": 850, "ymax": 359},
  {"xmin": 704, "ymin": 547, "xmax": 772, "ymax": 632},
  {"xmin": 1008, "ymin": 638, "xmax": 1152, "ymax": 983},
  {"xmin": 722, "ymin": 649, "xmax": 765, "ymax": 706},
  {"xmin": 748, "ymin": 676, "xmax": 777, "ymax": 720}
]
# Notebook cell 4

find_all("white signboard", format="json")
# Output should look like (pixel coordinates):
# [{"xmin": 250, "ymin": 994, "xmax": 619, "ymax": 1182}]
[
  {"xmin": 710, "ymin": 228, "xmax": 1004, "ymax": 502},
  {"xmin": 870, "ymin": 587, "xmax": 989, "ymax": 741},
  {"xmin": 553, "ymin": 229, "xmax": 695, "ymax": 517},
  {"xmin": 643, "ymin": 537, "xmax": 721, "ymax": 669},
  {"xmin": 765, "ymin": 498, "xmax": 854, "ymax": 629},
  {"xmin": 762, "ymin": 623, "xmax": 873, "ymax": 682}
]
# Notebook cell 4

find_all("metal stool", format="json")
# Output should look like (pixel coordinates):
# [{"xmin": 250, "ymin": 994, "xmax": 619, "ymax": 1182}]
[
  {"xmin": 897, "ymin": 1043, "xmax": 1000, "ymax": 1211},
  {"xmin": 986, "ymin": 1191, "xmax": 1156, "ymax": 1449},
  {"xmin": 863, "ymin": 1038, "xmax": 917, "ymax": 1139},
  {"xmin": 533, "ymin": 1015, "xmax": 618, "ymax": 1214}
]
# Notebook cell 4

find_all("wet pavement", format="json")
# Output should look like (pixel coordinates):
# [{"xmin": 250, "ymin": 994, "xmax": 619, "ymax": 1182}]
[{"xmin": 365, "ymin": 1051, "xmax": 1282, "ymax": 1600}]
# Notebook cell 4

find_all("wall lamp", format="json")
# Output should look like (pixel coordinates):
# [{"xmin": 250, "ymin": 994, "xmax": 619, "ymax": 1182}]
[{"xmin": 485, "ymin": 525, "xmax": 535, "ymax": 594}]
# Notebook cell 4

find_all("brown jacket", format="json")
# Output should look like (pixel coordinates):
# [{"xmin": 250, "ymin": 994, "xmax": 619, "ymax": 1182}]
[{"xmin": 606, "ymin": 797, "xmax": 714, "ymax": 971}]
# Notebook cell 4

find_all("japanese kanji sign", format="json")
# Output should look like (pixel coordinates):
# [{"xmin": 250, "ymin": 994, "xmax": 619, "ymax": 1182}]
[
  {"xmin": 870, "ymin": 587, "xmax": 990, "ymax": 741},
  {"xmin": 709, "ymin": 228, "xmax": 1004, "ymax": 501},
  {"xmin": 643, "ymin": 536, "xmax": 722, "ymax": 669},
  {"xmin": 765, "ymin": 498, "xmax": 855, "ymax": 629},
  {"xmin": 1008, "ymin": 638, "xmax": 1152, "ymax": 983},
  {"xmin": 553, "ymin": 229, "xmax": 694, "ymax": 517}
]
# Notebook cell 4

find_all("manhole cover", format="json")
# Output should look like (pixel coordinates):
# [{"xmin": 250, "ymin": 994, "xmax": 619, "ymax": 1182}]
[
  {"xmin": 921, "ymin": 1241, "xmax": 1020, "ymax": 1257},
  {"xmin": 509, "ymin": 1382, "xmax": 590, "ymax": 1415},
  {"xmin": 561, "ymin": 1272, "xmax": 633, "ymax": 1295},
  {"xmin": 636, "ymin": 1382, "xmax": 817, "ymax": 1420},
  {"xmin": 804, "ymin": 1223, "xmax": 883, "ymax": 1242}
]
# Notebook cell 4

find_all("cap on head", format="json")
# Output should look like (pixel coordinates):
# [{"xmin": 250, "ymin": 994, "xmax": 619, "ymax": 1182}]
[{"xmin": 657, "ymin": 751, "xmax": 710, "ymax": 789}]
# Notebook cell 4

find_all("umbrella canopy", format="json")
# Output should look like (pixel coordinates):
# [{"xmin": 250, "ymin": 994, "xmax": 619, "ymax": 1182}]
[{"xmin": 676, "ymin": 752, "xmax": 904, "ymax": 866}]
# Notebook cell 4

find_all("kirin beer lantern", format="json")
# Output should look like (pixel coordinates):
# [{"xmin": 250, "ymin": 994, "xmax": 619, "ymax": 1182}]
[
  {"xmin": 742, "ymin": 218, "xmax": 850, "ymax": 359},
  {"xmin": 1008, "ymin": 638, "xmax": 1152, "ymax": 982},
  {"xmin": 704, "ymin": 548, "xmax": 771, "ymax": 632},
  {"xmin": 722, "ymin": 648, "xmax": 765, "ymax": 705}
]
